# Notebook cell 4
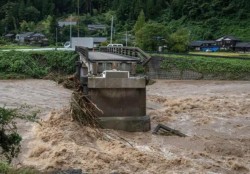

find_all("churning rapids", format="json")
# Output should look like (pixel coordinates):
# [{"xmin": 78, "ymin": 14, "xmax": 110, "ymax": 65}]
[{"xmin": 0, "ymin": 79, "xmax": 249, "ymax": 173}]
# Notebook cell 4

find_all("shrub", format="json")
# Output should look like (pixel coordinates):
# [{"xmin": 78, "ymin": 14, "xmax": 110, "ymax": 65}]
[
  {"xmin": 0, "ymin": 106, "xmax": 37, "ymax": 162},
  {"xmin": 0, "ymin": 51, "xmax": 78, "ymax": 79}
]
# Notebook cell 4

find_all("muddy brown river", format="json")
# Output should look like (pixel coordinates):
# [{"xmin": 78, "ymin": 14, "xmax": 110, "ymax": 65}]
[{"xmin": 0, "ymin": 79, "xmax": 249, "ymax": 173}]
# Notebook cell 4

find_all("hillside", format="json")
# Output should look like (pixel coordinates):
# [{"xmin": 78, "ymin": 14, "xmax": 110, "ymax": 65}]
[{"xmin": 0, "ymin": 0, "xmax": 249, "ymax": 42}]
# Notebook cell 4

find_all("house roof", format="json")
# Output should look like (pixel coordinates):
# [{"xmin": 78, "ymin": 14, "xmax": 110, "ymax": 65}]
[
  {"xmin": 235, "ymin": 42, "xmax": 250, "ymax": 48},
  {"xmin": 88, "ymin": 24, "xmax": 106, "ymax": 30},
  {"xmin": 189, "ymin": 40, "xmax": 215, "ymax": 47},
  {"xmin": 32, "ymin": 33, "xmax": 45, "ymax": 37},
  {"xmin": 4, "ymin": 33, "xmax": 15, "ymax": 37},
  {"xmin": 93, "ymin": 37, "xmax": 107, "ymax": 43},
  {"xmin": 58, "ymin": 21, "xmax": 77, "ymax": 27},
  {"xmin": 17, "ymin": 32, "xmax": 34, "ymax": 37},
  {"xmin": 216, "ymin": 35, "xmax": 240, "ymax": 41}
]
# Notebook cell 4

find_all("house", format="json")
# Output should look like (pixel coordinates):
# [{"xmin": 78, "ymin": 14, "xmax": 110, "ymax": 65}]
[
  {"xmin": 15, "ymin": 32, "xmax": 34, "ymax": 43},
  {"xmin": 189, "ymin": 40, "xmax": 219, "ymax": 52},
  {"xmin": 26, "ymin": 33, "xmax": 48, "ymax": 46},
  {"xmin": 4, "ymin": 33, "xmax": 15, "ymax": 41},
  {"xmin": 70, "ymin": 37, "xmax": 107, "ymax": 49},
  {"xmin": 58, "ymin": 21, "xmax": 77, "ymax": 27},
  {"xmin": 15, "ymin": 32, "xmax": 48, "ymax": 46},
  {"xmin": 87, "ymin": 24, "xmax": 106, "ymax": 31},
  {"xmin": 215, "ymin": 35, "xmax": 240, "ymax": 50},
  {"xmin": 235, "ymin": 42, "xmax": 250, "ymax": 52}
]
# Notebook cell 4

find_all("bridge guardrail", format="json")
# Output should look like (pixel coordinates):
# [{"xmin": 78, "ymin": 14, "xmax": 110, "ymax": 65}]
[
  {"xmin": 75, "ymin": 46, "xmax": 89, "ymax": 60},
  {"xmin": 99, "ymin": 46, "xmax": 151, "ymax": 66}
]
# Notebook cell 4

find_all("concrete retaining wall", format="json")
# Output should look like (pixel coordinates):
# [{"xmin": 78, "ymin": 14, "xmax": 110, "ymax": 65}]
[{"xmin": 147, "ymin": 56, "xmax": 250, "ymax": 80}]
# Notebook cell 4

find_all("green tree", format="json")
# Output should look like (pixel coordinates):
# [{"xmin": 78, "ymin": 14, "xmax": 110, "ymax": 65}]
[
  {"xmin": 133, "ymin": 10, "xmax": 145, "ymax": 33},
  {"xmin": 135, "ymin": 22, "xmax": 169, "ymax": 51},
  {"xmin": 18, "ymin": 0, "xmax": 25, "ymax": 21},
  {"xmin": 20, "ymin": 21, "xmax": 36, "ymax": 32},
  {"xmin": 24, "ymin": 6, "xmax": 40, "ymax": 22},
  {"xmin": 0, "ymin": 106, "xmax": 37, "ymax": 162},
  {"xmin": 169, "ymin": 28, "xmax": 190, "ymax": 53},
  {"xmin": 49, "ymin": 15, "xmax": 58, "ymax": 43}
]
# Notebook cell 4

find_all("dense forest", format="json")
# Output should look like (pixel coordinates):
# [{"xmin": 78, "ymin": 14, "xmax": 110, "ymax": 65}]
[{"xmin": 0, "ymin": 0, "xmax": 249, "ymax": 49}]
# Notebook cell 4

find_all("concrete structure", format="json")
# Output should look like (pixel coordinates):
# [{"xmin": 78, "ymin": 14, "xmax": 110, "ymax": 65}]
[
  {"xmin": 75, "ymin": 47, "xmax": 151, "ymax": 132},
  {"xmin": 87, "ymin": 24, "xmax": 106, "ymax": 31},
  {"xmin": 71, "ymin": 37, "xmax": 107, "ymax": 49}
]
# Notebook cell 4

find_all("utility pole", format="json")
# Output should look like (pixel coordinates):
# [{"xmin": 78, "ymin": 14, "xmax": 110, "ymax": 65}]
[
  {"xmin": 70, "ymin": 14, "xmax": 72, "ymax": 47},
  {"xmin": 77, "ymin": 0, "xmax": 80, "ymax": 37},
  {"xmin": 110, "ymin": 16, "xmax": 113, "ymax": 44},
  {"xmin": 126, "ymin": 30, "xmax": 128, "ymax": 47},
  {"xmin": 56, "ymin": 27, "xmax": 58, "ymax": 50}
]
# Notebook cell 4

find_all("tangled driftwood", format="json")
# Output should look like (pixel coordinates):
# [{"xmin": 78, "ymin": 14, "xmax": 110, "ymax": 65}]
[{"xmin": 70, "ymin": 91, "xmax": 103, "ymax": 128}]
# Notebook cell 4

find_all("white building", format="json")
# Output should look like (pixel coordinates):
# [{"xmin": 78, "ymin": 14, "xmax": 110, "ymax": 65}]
[{"xmin": 70, "ymin": 37, "xmax": 107, "ymax": 49}]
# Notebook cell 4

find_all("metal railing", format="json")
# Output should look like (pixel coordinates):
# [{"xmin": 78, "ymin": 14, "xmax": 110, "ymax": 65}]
[
  {"xmin": 75, "ymin": 46, "xmax": 89, "ymax": 60},
  {"xmin": 99, "ymin": 46, "xmax": 151, "ymax": 66}
]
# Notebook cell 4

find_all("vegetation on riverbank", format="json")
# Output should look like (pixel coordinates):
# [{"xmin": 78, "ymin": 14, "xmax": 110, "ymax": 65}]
[
  {"xmin": 188, "ymin": 52, "xmax": 250, "ymax": 58},
  {"xmin": 0, "ymin": 162, "xmax": 39, "ymax": 174},
  {"xmin": 160, "ymin": 54, "xmax": 250, "ymax": 80},
  {"xmin": 0, "ymin": 51, "xmax": 77, "ymax": 79}
]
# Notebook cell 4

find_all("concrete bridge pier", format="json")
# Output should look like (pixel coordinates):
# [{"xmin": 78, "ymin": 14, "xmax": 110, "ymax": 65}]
[
  {"xmin": 88, "ymin": 71, "xmax": 150, "ymax": 132},
  {"xmin": 75, "ymin": 46, "xmax": 152, "ymax": 132}
]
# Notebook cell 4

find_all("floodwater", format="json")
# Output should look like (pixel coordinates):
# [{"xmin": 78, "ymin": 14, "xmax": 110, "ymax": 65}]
[{"xmin": 0, "ymin": 79, "xmax": 249, "ymax": 173}]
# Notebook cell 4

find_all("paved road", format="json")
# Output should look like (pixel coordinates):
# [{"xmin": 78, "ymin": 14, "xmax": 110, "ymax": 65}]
[{"xmin": 89, "ymin": 51, "xmax": 140, "ymax": 61}]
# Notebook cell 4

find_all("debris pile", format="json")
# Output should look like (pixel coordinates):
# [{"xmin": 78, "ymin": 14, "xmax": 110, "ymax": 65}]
[{"xmin": 70, "ymin": 91, "xmax": 102, "ymax": 127}]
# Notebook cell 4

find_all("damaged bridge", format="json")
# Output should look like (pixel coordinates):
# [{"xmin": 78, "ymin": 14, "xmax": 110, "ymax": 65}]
[{"xmin": 75, "ymin": 46, "xmax": 151, "ymax": 132}]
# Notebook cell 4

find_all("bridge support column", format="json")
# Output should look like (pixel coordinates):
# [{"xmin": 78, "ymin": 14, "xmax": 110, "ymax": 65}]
[{"xmin": 88, "ymin": 70, "xmax": 151, "ymax": 132}]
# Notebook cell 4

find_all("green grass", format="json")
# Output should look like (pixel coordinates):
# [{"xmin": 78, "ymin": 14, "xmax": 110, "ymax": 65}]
[
  {"xmin": 159, "ymin": 54, "xmax": 250, "ymax": 80},
  {"xmin": 0, "ymin": 44, "xmax": 64, "ymax": 50},
  {"xmin": 0, "ymin": 44, "xmax": 40, "ymax": 50},
  {"xmin": 189, "ymin": 51, "xmax": 250, "ymax": 58}
]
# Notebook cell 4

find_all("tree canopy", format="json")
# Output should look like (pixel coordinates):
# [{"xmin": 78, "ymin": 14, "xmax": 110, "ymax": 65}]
[{"xmin": 0, "ymin": 0, "xmax": 249, "ymax": 43}]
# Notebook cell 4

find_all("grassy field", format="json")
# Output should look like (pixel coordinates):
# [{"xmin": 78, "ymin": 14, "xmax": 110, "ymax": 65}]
[
  {"xmin": 0, "ymin": 44, "xmax": 63, "ymax": 50},
  {"xmin": 189, "ymin": 51, "xmax": 250, "ymax": 58},
  {"xmin": 0, "ymin": 44, "xmax": 41, "ymax": 50}
]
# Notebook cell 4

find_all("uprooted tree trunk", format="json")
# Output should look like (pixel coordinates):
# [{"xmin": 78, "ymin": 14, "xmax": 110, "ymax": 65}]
[{"xmin": 70, "ymin": 91, "xmax": 103, "ymax": 128}]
